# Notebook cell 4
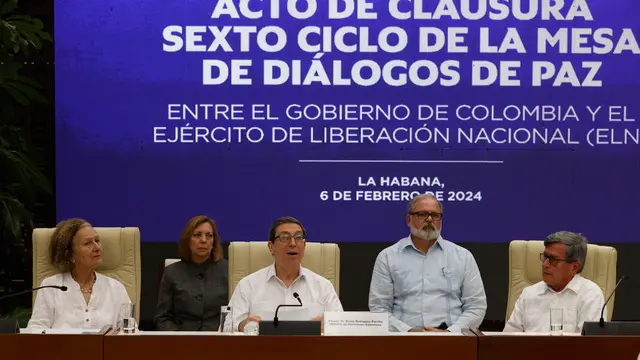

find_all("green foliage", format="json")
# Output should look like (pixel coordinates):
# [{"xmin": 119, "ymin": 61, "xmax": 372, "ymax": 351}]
[
  {"xmin": 0, "ymin": 306, "xmax": 31, "ymax": 327},
  {"xmin": 0, "ymin": 0, "xmax": 52, "ymax": 314},
  {"xmin": 0, "ymin": 0, "xmax": 52, "ymax": 244},
  {"xmin": 0, "ymin": 0, "xmax": 51, "ymax": 106}
]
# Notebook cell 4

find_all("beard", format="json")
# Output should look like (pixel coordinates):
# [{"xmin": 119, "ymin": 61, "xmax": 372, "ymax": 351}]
[{"xmin": 410, "ymin": 223, "xmax": 440, "ymax": 241}]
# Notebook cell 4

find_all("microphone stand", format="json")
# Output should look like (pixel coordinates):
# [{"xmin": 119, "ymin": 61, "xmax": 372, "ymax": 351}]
[
  {"xmin": 599, "ymin": 275, "xmax": 626, "ymax": 327},
  {"xmin": 273, "ymin": 304, "xmax": 303, "ymax": 327},
  {"xmin": 0, "ymin": 285, "xmax": 67, "ymax": 301}
]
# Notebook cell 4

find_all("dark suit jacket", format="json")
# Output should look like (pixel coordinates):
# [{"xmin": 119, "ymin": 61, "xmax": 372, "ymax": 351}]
[{"xmin": 154, "ymin": 258, "xmax": 228, "ymax": 331}]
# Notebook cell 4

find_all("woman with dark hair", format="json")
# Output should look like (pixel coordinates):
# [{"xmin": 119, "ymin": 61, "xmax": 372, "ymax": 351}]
[
  {"xmin": 27, "ymin": 218, "xmax": 131, "ymax": 330},
  {"xmin": 154, "ymin": 215, "xmax": 228, "ymax": 331}
]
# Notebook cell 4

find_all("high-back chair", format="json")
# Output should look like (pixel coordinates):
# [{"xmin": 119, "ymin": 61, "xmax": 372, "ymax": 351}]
[
  {"xmin": 32, "ymin": 227, "xmax": 142, "ymax": 322},
  {"xmin": 506, "ymin": 240, "xmax": 618, "ymax": 321},
  {"xmin": 228, "ymin": 241, "xmax": 340, "ymax": 298}
]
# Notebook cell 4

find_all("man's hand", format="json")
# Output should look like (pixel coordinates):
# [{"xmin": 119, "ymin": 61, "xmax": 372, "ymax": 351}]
[
  {"xmin": 408, "ymin": 328, "xmax": 427, "ymax": 332},
  {"xmin": 238, "ymin": 315, "xmax": 261, "ymax": 332},
  {"xmin": 424, "ymin": 327, "xmax": 449, "ymax": 332}
]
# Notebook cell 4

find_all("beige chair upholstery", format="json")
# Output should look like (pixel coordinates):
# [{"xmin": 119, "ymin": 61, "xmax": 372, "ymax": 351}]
[
  {"xmin": 507, "ymin": 240, "xmax": 617, "ymax": 321},
  {"xmin": 165, "ymin": 259, "xmax": 180, "ymax": 267},
  {"xmin": 228, "ymin": 242, "xmax": 340, "ymax": 298},
  {"xmin": 32, "ymin": 227, "xmax": 142, "ymax": 322}
]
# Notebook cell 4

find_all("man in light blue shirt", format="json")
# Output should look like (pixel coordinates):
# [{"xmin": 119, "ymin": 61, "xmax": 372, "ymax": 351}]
[{"xmin": 368, "ymin": 194, "xmax": 487, "ymax": 332}]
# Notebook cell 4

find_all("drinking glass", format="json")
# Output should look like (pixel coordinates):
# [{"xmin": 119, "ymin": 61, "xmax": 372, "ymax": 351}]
[
  {"xmin": 118, "ymin": 303, "xmax": 136, "ymax": 334},
  {"xmin": 550, "ymin": 308, "xmax": 563, "ymax": 336},
  {"xmin": 220, "ymin": 305, "xmax": 233, "ymax": 333},
  {"xmin": 243, "ymin": 320, "xmax": 259, "ymax": 335}
]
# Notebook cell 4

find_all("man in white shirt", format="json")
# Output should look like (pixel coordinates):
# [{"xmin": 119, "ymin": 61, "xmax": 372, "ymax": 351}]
[
  {"xmin": 504, "ymin": 231, "xmax": 605, "ymax": 333},
  {"xmin": 227, "ymin": 216, "xmax": 343, "ymax": 332}
]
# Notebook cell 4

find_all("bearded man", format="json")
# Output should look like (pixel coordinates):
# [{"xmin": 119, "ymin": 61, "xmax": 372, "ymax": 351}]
[{"xmin": 368, "ymin": 194, "xmax": 487, "ymax": 332}]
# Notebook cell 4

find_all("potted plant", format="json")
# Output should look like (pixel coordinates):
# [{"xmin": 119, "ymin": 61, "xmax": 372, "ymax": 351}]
[
  {"xmin": 0, "ymin": 0, "xmax": 52, "ymax": 311},
  {"xmin": 0, "ymin": 306, "xmax": 31, "ymax": 328}
]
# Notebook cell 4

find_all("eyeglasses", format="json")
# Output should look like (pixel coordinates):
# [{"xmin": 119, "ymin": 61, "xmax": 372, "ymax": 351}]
[
  {"xmin": 274, "ymin": 233, "xmax": 306, "ymax": 244},
  {"xmin": 540, "ymin": 253, "xmax": 573, "ymax": 266},
  {"xmin": 409, "ymin": 211, "xmax": 443, "ymax": 221}
]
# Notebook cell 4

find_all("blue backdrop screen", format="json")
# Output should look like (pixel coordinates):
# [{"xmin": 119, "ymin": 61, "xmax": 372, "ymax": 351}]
[{"xmin": 55, "ymin": 0, "xmax": 640, "ymax": 243}]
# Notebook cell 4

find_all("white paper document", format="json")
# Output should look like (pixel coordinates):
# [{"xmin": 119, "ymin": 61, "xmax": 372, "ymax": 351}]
[
  {"xmin": 256, "ymin": 307, "xmax": 313, "ymax": 321},
  {"xmin": 251, "ymin": 302, "xmax": 324, "ymax": 321},
  {"xmin": 324, "ymin": 312, "xmax": 389, "ymax": 335}
]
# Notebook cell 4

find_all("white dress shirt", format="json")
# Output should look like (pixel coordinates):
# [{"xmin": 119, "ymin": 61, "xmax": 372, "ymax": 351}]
[
  {"xmin": 27, "ymin": 272, "xmax": 131, "ymax": 330},
  {"xmin": 504, "ymin": 274, "xmax": 605, "ymax": 333},
  {"xmin": 227, "ymin": 264, "xmax": 343, "ymax": 331}
]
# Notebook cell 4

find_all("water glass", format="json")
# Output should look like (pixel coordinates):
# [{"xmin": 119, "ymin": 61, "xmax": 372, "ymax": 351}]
[
  {"xmin": 244, "ymin": 321, "xmax": 259, "ymax": 336},
  {"xmin": 118, "ymin": 303, "xmax": 136, "ymax": 334},
  {"xmin": 550, "ymin": 308, "xmax": 563, "ymax": 336},
  {"xmin": 220, "ymin": 305, "xmax": 233, "ymax": 333}
]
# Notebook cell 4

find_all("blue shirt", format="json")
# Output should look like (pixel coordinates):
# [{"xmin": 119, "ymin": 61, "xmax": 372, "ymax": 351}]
[{"xmin": 368, "ymin": 236, "xmax": 487, "ymax": 332}]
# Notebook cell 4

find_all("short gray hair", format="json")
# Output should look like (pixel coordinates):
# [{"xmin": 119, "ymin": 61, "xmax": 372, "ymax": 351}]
[
  {"xmin": 407, "ymin": 194, "xmax": 443, "ymax": 214},
  {"xmin": 544, "ymin": 231, "xmax": 588, "ymax": 273}
]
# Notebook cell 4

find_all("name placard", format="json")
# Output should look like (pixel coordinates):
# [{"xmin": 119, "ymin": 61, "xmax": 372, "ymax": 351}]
[{"xmin": 323, "ymin": 312, "xmax": 389, "ymax": 335}]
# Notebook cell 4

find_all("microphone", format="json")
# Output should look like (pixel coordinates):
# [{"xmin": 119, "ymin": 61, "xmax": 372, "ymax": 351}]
[
  {"xmin": 197, "ymin": 273, "xmax": 204, "ymax": 280},
  {"xmin": 0, "ymin": 285, "xmax": 67, "ymax": 301},
  {"xmin": 273, "ymin": 293, "xmax": 303, "ymax": 327},
  {"xmin": 599, "ymin": 275, "xmax": 627, "ymax": 327}
]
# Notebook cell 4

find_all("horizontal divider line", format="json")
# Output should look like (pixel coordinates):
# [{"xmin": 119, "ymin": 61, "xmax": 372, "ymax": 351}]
[{"xmin": 298, "ymin": 160, "xmax": 504, "ymax": 164}]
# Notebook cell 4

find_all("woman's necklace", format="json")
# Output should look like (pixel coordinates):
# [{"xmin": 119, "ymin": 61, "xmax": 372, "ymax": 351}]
[{"xmin": 74, "ymin": 273, "xmax": 96, "ymax": 294}]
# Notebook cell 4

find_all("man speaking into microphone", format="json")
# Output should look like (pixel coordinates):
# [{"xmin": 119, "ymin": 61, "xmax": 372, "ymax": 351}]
[
  {"xmin": 503, "ymin": 231, "xmax": 605, "ymax": 333},
  {"xmin": 226, "ymin": 217, "xmax": 343, "ymax": 332}
]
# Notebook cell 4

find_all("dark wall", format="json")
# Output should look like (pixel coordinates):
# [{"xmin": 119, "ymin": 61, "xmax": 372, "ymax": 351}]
[{"xmin": 138, "ymin": 241, "xmax": 640, "ymax": 330}]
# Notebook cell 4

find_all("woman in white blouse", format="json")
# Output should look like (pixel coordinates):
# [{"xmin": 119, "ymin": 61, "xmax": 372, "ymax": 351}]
[{"xmin": 27, "ymin": 218, "xmax": 132, "ymax": 330}]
